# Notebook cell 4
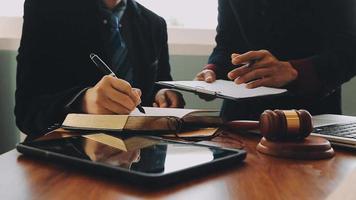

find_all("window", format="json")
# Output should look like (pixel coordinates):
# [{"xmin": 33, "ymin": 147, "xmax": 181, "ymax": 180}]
[
  {"xmin": 1, "ymin": 0, "xmax": 218, "ymax": 30},
  {"xmin": 136, "ymin": 0, "xmax": 218, "ymax": 29},
  {"xmin": 0, "ymin": 0, "xmax": 24, "ymax": 16}
]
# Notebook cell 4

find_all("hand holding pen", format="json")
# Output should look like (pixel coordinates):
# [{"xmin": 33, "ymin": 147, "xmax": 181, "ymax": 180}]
[
  {"xmin": 228, "ymin": 51, "xmax": 298, "ymax": 89},
  {"xmin": 80, "ymin": 53, "xmax": 145, "ymax": 114}
]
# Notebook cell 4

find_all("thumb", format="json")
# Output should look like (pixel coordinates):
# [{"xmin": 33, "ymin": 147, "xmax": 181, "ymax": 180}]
[
  {"xmin": 204, "ymin": 71, "xmax": 216, "ymax": 83},
  {"xmin": 156, "ymin": 92, "xmax": 168, "ymax": 108},
  {"xmin": 195, "ymin": 71, "xmax": 205, "ymax": 81}
]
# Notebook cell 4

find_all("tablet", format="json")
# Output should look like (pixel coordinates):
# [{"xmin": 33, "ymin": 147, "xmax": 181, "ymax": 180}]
[{"xmin": 17, "ymin": 133, "xmax": 246, "ymax": 186}]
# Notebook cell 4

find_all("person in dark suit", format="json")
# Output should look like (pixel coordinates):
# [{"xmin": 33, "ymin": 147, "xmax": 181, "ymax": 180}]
[
  {"xmin": 195, "ymin": 0, "xmax": 356, "ymax": 120},
  {"xmin": 15, "ymin": 0, "xmax": 185, "ymax": 138}
]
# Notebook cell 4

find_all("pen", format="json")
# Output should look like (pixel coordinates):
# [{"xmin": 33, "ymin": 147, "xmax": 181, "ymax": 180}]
[
  {"xmin": 232, "ymin": 53, "xmax": 257, "ymax": 68},
  {"xmin": 89, "ymin": 53, "xmax": 146, "ymax": 114}
]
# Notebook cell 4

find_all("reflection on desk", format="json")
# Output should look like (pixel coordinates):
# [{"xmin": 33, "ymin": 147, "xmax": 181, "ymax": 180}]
[{"xmin": 2, "ymin": 130, "xmax": 356, "ymax": 199}]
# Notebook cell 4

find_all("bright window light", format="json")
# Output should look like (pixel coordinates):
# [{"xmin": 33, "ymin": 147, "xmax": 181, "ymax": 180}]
[
  {"xmin": 0, "ymin": 0, "xmax": 24, "ymax": 16},
  {"xmin": 0, "ymin": 0, "xmax": 218, "ymax": 30},
  {"xmin": 137, "ymin": 0, "xmax": 218, "ymax": 29}
]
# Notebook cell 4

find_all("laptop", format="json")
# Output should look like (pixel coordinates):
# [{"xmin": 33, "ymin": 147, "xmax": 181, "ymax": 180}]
[{"xmin": 312, "ymin": 114, "xmax": 356, "ymax": 149}]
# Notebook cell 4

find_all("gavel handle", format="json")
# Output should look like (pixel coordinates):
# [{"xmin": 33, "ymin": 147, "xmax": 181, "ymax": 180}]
[{"xmin": 224, "ymin": 120, "xmax": 259, "ymax": 130}]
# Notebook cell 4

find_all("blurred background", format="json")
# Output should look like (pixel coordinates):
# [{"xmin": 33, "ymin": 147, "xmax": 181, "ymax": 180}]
[{"xmin": 1, "ymin": 0, "xmax": 356, "ymax": 153}]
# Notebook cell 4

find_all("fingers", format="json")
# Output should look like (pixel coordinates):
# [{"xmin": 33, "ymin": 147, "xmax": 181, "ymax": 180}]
[
  {"xmin": 155, "ymin": 91, "xmax": 168, "ymax": 108},
  {"xmin": 231, "ymin": 50, "xmax": 270, "ymax": 65},
  {"xmin": 228, "ymin": 64, "xmax": 251, "ymax": 80},
  {"xmin": 106, "ymin": 76, "xmax": 132, "ymax": 95},
  {"xmin": 195, "ymin": 71, "xmax": 205, "ymax": 81},
  {"xmin": 203, "ymin": 70, "xmax": 216, "ymax": 83},
  {"xmin": 82, "ymin": 76, "xmax": 142, "ymax": 114},
  {"xmin": 105, "ymin": 86, "xmax": 137, "ymax": 111},
  {"xmin": 195, "ymin": 70, "xmax": 216, "ymax": 83},
  {"xmin": 106, "ymin": 76, "xmax": 141, "ymax": 107},
  {"xmin": 102, "ymin": 96, "xmax": 132, "ymax": 114},
  {"xmin": 246, "ymin": 77, "xmax": 273, "ymax": 89},
  {"xmin": 228, "ymin": 59, "xmax": 272, "ymax": 80},
  {"xmin": 234, "ymin": 68, "xmax": 271, "ymax": 85},
  {"xmin": 229, "ymin": 50, "xmax": 295, "ymax": 88},
  {"xmin": 132, "ymin": 88, "xmax": 142, "ymax": 97},
  {"xmin": 81, "ymin": 88, "xmax": 131, "ymax": 114},
  {"xmin": 231, "ymin": 53, "xmax": 240, "ymax": 60},
  {"xmin": 154, "ymin": 89, "xmax": 185, "ymax": 108},
  {"xmin": 131, "ymin": 88, "xmax": 142, "ymax": 106},
  {"xmin": 165, "ymin": 90, "xmax": 178, "ymax": 107},
  {"xmin": 165, "ymin": 90, "xmax": 185, "ymax": 108}
]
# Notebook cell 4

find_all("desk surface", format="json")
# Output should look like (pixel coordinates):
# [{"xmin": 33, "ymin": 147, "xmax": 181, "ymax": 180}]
[{"xmin": 1, "ymin": 132, "xmax": 356, "ymax": 200}]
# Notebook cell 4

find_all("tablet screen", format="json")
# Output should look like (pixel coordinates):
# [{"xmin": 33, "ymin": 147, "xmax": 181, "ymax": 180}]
[{"xmin": 26, "ymin": 134, "xmax": 242, "ymax": 174}]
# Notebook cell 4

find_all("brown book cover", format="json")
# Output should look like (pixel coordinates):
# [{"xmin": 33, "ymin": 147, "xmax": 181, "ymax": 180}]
[{"xmin": 62, "ymin": 107, "xmax": 222, "ymax": 134}]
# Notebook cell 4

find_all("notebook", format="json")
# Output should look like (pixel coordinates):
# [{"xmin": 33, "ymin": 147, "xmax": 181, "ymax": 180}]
[
  {"xmin": 62, "ymin": 107, "xmax": 222, "ymax": 133},
  {"xmin": 156, "ymin": 80, "xmax": 287, "ymax": 100}
]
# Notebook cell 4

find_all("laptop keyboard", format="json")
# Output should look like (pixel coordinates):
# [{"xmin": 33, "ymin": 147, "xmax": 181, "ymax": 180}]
[{"xmin": 313, "ymin": 121, "xmax": 356, "ymax": 139}]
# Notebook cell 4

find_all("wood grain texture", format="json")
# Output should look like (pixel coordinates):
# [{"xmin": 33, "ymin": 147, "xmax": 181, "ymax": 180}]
[{"xmin": 1, "ymin": 131, "xmax": 356, "ymax": 200}]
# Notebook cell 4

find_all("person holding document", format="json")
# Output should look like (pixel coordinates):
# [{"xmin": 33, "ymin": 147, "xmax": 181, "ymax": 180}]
[
  {"xmin": 195, "ymin": 0, "xmax": 356, "ymax": 120},
  {"xmin": 15, "ymin": 0, "xmax": 184, "ymax": 138}
]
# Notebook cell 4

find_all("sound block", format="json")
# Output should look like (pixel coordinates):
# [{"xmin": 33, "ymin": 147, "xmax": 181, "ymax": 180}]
[{"xmin": 256, "ymin": 135, "xmax": 335, "ymax": 160}]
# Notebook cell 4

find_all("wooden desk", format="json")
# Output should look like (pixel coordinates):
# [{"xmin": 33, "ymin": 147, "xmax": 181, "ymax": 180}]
[{"xmin": 1, "ymin": 132, "xmax": 356, "ymax": 200}]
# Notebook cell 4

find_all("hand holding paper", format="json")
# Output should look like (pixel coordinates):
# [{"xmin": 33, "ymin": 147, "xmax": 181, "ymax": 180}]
[
  {"xmin": 229, "ymin": 51, "xmax": 298, "ymax": 88},
  {"xmin": 157, "ymin": 80, "xmax": 287, "ymax": 101}
]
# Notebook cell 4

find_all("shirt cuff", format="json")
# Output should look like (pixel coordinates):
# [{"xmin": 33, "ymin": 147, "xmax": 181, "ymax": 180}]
[
  {"xmin": 286, "ymin": 58, "xmax": 323, "ymax": 95},
  {"xmin": 64, "ymin": 87, "xmax": 91, "ymax": 113},
  {"xmin": 203, "ymin": 64, "xmax": 218, "ymax": 72}
]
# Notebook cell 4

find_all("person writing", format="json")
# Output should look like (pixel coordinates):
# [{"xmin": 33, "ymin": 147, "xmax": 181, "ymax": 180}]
[
  {"xmin": 196, "ymin": 0, "xmax": 356, "ymax": 120},
  {"xmin": 15, "ymin": 0, "xmax": 185, "ymax": 139}
]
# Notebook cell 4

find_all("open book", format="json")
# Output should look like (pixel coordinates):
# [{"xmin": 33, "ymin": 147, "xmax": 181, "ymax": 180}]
[
  {"xmin": 62, "ymin": 107, "xmax": 222, "ymax": 134},
  {"xmin": 157, "ymin": 80, "xmax": 287, "ymax": 100}
]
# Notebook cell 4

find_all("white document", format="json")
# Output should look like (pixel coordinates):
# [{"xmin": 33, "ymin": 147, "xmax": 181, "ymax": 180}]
[
  {"xmin": 130, "ymin": 107, "xmax": 219, "ymax": 118},
  {"xmin": 158, "ymin": 80, "xmax": 287, "ymax": 100}
]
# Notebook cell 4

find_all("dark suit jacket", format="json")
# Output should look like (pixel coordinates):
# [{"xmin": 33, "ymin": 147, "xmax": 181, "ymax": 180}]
[
  {"xmin": 208, "ymin": 0, "xmax": 356, "ymax": 120},
  {"xmin": 15, "ymin": 0, "xmax": 172, "ymax": 137}
]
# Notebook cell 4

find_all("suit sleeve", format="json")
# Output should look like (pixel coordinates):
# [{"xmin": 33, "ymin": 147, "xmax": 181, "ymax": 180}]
[
  {"xmin": 150, "ymin": 17, "xmax": 172, "ymax": 101},
  {"xmin": 286, "ymin": 0, "xmax": 356, "ymax": 96},
  {"xmin": 156, "ymin": 18, "xmax": 172, "ymax": 82},
  {"xmin": 206, "ymin": 0, "xmax": 248, "ymax": 79},
  {"xmin": 15, "ymin": 0, "xmax": 88, "ymax": 138}
]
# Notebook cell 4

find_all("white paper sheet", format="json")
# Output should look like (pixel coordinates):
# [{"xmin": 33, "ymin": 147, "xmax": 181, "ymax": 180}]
[{"xmin": 159, "ymin": 80, "xmax": 287, "ymax": 99}]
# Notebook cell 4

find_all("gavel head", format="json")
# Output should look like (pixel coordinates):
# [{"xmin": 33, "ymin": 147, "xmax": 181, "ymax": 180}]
[{"xmin": 259, "ymin": 109, "xmax": 313, "ymax": 141}]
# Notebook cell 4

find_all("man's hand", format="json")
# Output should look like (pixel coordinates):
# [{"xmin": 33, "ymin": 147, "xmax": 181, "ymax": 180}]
[
  {"xmin": 153, "ymin": 89, "xmax": 185, "ymax": 108},
  {"xmin": 228, "ymin": 50, "xmax": 298, "ymax": 88},
  {"xmin": 81, "ymin": 75, "xmax": 141, "ymax": 114},
  {"xmin": 194, "ymin": 69, "xmax": 217, "ymax": 83},
  {"xmin": 194, "ymin": 69, "xmax": 218, "ymax": 101}
]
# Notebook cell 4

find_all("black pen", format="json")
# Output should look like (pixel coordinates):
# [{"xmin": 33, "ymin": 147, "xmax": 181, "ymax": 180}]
[{"xmin": 89, "ymin": 53, "xmax": 146, "ymax": 114}]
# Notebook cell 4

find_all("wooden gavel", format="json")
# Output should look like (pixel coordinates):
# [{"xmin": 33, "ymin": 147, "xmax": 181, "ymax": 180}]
[{"xmin": 226, "ymin": 109, "xmax": 313, "ymax": 141}]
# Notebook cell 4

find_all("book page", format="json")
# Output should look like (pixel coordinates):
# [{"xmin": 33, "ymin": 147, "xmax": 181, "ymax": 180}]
[
  {"xmin": 159, "ymin": 80, "xmax": 287, "ymax": 99},
  {"xmin": 62, "ymin": 114, "xmax": 129, "ymax": 131},
  {"xmin": 130, "ymin": 107, "xmax": 215, "ymax": 118}
]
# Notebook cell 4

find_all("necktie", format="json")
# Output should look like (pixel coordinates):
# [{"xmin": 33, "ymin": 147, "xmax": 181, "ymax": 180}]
[{"xmin": 102, "ymin": 8, "xmax": 129, "ymax": 80}]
